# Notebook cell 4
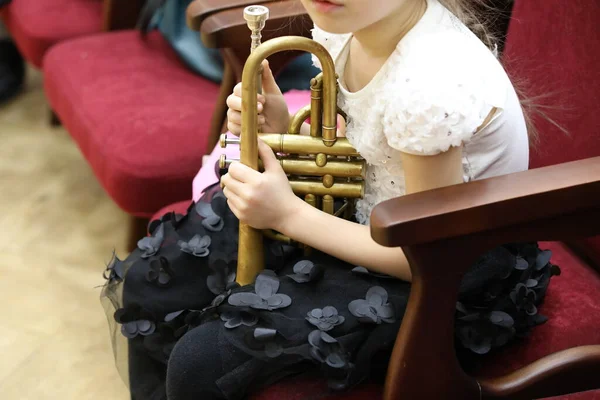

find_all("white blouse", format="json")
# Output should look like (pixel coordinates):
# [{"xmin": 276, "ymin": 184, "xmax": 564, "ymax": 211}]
[{"xmin": 311, "ymin": 0, "xmax": 529, "ymax": 225}]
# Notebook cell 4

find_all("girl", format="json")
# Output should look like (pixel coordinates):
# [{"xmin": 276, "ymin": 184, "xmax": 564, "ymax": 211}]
[{"xmin": 101, "ymin": 0, "xmax": 559, "ymax": 399}]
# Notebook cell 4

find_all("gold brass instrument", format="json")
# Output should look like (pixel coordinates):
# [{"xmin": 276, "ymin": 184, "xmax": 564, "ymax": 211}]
[{"xmin": 220, "ymin": 5, "xmax": 365, "ymax": 285}]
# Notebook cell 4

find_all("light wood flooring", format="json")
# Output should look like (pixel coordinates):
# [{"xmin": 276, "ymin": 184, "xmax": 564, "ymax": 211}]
[{"xmin": 0, "ymin": 67, "xmax": 130, "ymax": 399}]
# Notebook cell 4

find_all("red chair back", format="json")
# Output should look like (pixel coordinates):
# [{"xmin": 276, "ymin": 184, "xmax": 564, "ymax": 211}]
[
  {"xmin": 503, "ymin": 0, "xmax": 600, "ymax": 266},
  {"xmin": 502, "ymin": 0, "xmax": 600, "ymax": 168}
]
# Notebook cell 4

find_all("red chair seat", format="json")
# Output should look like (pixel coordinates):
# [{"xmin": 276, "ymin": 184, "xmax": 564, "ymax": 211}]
[
  {"xmin": 152, "ymin": 202, "xmax": 600, "ymax": 399},
  {"xmin": 44, "ymin": 31, "xmax": 219, "ymax": 216},
  {"xmin": 0, "ymin": 0, "xmax": 103, "ymax": 68}
]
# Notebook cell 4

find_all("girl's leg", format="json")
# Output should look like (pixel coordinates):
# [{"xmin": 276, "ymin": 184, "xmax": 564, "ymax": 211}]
[
  {"xmin": 129, "ymin": 339, "xmax": 167, "ymax": 400},
  {"xmin": 166, "ymin": 320, "xmax": 255, "ymax": 400}
]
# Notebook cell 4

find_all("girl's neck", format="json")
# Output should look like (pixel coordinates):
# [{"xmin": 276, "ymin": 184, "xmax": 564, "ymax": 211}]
[
  {"xmin": 352, "ymin": 0, "xmax": 427, "ymax": 59},
  {"xmin": 343, "ymin": 0, "xmax": 427, "ymax": 93}
]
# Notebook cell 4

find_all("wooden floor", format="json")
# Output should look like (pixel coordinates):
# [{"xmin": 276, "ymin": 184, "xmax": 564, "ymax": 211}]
[{"xmin": 0, "ymin": 68, "xmax": 130, "ymax": 399}]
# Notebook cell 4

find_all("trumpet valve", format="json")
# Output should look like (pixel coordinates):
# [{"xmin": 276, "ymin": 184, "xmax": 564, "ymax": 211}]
[
  {"xmin": 218, "ymin": 154, "xmax": 239, "ymax": 169},
  {"xmin": 315, "ymin": 153, "xmax": 327, "ymax": 167},
  {"xmin": 220, "ymin": 134, "xmax": 240, "ymax": 148}
]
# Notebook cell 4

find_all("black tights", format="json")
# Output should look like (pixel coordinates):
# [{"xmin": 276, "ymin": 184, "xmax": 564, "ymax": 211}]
[{"xmin": 166, "ymin": 321, "xmax": 254, "ymax": 400}]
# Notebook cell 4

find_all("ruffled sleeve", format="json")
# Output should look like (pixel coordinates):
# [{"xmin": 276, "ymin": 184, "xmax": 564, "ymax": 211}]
[
  {"xmin": 310, "ymin": 25, "xmax": 350, "ymax": 71},
  {"xmin": 381, "ymin": 32, "xmax": 505, "ymax": 156}
]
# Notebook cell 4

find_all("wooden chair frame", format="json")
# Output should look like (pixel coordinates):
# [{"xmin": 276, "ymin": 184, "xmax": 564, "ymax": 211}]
[{"xmin": 371, "ymin": 156, "xmax": 600, "ymax": 399}]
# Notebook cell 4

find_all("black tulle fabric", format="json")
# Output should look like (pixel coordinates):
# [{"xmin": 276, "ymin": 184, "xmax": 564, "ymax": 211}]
[{"xmin": 100, "ymin": 183, "xmax": 559, "ymax": 400}]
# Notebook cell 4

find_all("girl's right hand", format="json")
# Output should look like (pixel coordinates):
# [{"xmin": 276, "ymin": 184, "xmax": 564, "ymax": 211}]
[{"xmin": 226, "ymin": 60, "xmax": 290, "ymax": 136}]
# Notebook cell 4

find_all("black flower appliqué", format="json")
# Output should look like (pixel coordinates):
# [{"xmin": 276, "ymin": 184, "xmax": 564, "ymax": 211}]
[
  {"xmin": 195, "ymin": 198, "xmax": 225, "ymax": 232},
  {"xmin": 348, "ymin": 286, "xmax": 395, "ymax": 324},
  {"xmin": 510, "ymin": 282, "xmax": 538, "ymax": 315},
  {"xmin": 306, "ymin": 307, "xmax": 345, "ymax": 332},
  {"xmin": 250, "ymin": 328, "xmax": 285, "ymax": 358},
  {"xmin": 308, "ymin": 330, "xmax": 350, "ymax": 369},
  {"xmin": 146, "ymin": 257, "xmax": 174, "ymax": 287},
  {"xmin": 220, "ymin": 310, "xmax": 259, "ymax": 329},
  {"xmin": 535, "ymin": 250, "xmax": 552, "ymax": 270},
  {"xmin": 287, "ymin": 260, "xmax": 324, "ymax": 283},
  {"xmin": 514, "ymin": 255, "xmax": 529, "ymax": 270},
  {"xmin": 103, "ymin": 252, "xmax": 125, "ymax": 283},
  {"xmin": 207, "ymin": 259, "xmax": 237, "ymax": 295},
  {"xmin": 178, "ymin": 234, "xmax": 211, "ymax": 257},
  {"xmin": 137, "ymin": 223, "xmax": 165, "ymax": 258},
  {"xmin": 148, "ymin": 211, "xmax": 185, "ymax": 234},
  {"xmin": 114, "ymin": 304, "xmax": 156, "ymax": 339},
  {"xmin": 455, "ymin": 302, "xmax": 517, "ymax": 354},
  {"xmin": 228, "ymin": 270, "xmax": 292, "ymax": 310}
]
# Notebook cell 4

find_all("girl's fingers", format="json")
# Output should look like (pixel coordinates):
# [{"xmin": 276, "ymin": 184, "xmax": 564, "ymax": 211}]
[
  {"xmin": 226, "ymin": 93, "xmax": 264, "ymax": 113},
  {"xmin": 234, "ymin": 82, "xmax": 266, "ymax": 105},
  {"xmin": 223, "ymin": 188, "xmax": 244, "ymax": 218},
  {"xmin": 227, "ymin": 121, "xmax": 241, "ymax": 136},
  {"xmin": 228, "ymin": 161, "xmax": 259, "ymax": 184},
  {"xmin": 233, "ymin": 82, "xmax": 242, "ymax": 97},
  {"xmin": 227, "ymin": 109, "xmax": 241, "ymax": 124},
  {"xmin": 227, "ymin": 110, "xmax": 265, "ymax": 126},
  {"xmin": 226, "ymin": 94, "xmax": 241, "ymax": 112},
  {"xmin": 220, "ymin": 173, "xmax": 248, "ymax": 200}
]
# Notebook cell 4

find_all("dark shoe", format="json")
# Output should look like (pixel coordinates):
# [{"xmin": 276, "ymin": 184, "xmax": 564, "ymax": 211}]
[{"xmin": 0, "ymin": 39, "xmax": 25, "ymax": 104}]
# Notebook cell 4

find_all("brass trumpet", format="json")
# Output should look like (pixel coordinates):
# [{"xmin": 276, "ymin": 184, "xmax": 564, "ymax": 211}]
[{"xmin": 220, "ymin": 5, "xmax": 365, "ymax": 285}]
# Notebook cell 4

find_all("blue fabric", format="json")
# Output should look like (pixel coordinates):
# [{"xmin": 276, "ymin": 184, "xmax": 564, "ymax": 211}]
[
  {"xmin": 153, "ymin": 0, "xmax": 223, "ymax": 83},
  {"xmin": 152, "ymin": 0, "xmax": 320, "ymax": 91}
]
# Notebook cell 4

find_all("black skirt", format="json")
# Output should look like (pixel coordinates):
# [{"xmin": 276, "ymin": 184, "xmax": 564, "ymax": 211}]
[{"xmin": 100, "ymin": 184, "xmax": 560, "ymax": 400}]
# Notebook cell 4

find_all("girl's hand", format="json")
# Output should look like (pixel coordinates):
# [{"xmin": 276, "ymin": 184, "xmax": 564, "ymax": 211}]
[
  {"xmin": 226, "ymin": 60, "xmax": 290, "ymax": 135},
  {"xmin": 221, "ymin": 139, "xmax": 301, "ymax": 231}
]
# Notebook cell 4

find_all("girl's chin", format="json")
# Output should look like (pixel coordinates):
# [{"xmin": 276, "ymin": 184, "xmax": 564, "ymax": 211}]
[{"xmin": 311, "ymin": 19, "xmax": 353, "ymax": 35}]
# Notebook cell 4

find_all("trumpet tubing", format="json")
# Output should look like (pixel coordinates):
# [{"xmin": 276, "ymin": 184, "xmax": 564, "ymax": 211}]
[
  {"xmin": 259, "ymin": 134, "xmax": 360, "ymax": 157},
  {"xmin": 289, "ymin": 180, "xmax": 364, "ymax": 198},
  {"xmin": 223, "ymin": 7, "xmax": 364, "ymax": 285},
  {"xmin": 220, "ymin": 133, "xmax": 360, "ymax": 156},
  {"xmin": 278, "ymin": 158, "xmax": 365, "ymax": 179},
  {"xmin": 218, "ymin": 149, "xmax": 365, "ymax": 178}
]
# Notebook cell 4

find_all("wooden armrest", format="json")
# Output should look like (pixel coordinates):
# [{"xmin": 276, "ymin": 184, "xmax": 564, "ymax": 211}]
[
  {"xmin": 102, "ymin": 0, "xmax": 145, "ymax": 31},
  {"xmin": 187, "ymin": 0, "xmax": 282, "ymax": 31},
  {"xmin": 370, "ymin": 156, "xmax": 600, "ymax": 400},
  {"xmin": 198, "ymin": 0, "xmax": 310, "ymax": 48},
  {"xmin": 371, "ymin": 156, "xmax": 600, "ymax": 247}
]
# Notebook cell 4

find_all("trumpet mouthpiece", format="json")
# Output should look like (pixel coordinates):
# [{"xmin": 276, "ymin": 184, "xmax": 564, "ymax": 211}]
[{"xmin": 244, "ymin": 5, "xmax": 269, "ymax": 32}]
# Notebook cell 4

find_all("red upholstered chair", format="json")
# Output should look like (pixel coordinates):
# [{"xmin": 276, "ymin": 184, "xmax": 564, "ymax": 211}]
[
  {"xmin": 42, "ymin": 0, "xmax": 312, "ymax": 250},
  {"xmin": 152, "ymin": 0, "xmax": 600, "ymax": 399},
  {"xmin": 0, "ymin": 0, "xmax": 144, "ymax": 123},
  {"xmin": 1, "ymin": 0, "xmax": 101, "ymax": 68}
]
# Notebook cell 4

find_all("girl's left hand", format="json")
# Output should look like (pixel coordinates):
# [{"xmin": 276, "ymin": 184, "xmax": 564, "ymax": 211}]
[{"xmin": 221, "ymin": 140, "xmax": 301, "ymax": 231}]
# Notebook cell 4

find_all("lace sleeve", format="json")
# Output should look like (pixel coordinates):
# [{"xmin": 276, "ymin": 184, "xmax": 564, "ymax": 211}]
[
  {"xmin": 381, "ymin": 81, "xmax": 494, "ymax": 155},
  {"xmin": 381, "ymin": 33, "xmax": 502, "ymax": 156}
]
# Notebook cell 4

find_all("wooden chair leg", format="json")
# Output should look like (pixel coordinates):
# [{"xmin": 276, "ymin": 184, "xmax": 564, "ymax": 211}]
[
  {"xmin": 49, "ymin": 109, "xmax": 61, "ymax": 127},
  {"xmin": 207, "ymin": 62, "xmax": 236, "ymax": 151},
  {"xmin": 127, "ymin": 216, "xmax": 150, "ymax": 253}
]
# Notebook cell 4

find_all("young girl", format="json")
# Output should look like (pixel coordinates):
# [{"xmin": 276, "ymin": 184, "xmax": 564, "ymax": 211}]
[{"xmin": 102, "ymin": 0, "xmax": 559, "ymax": 399}]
